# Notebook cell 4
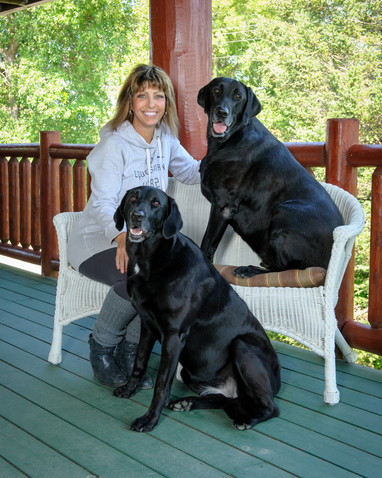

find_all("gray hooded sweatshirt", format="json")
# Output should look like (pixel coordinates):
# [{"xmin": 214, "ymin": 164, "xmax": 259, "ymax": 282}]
[{"xmin": 67, "ymin": 120, "xmax": 200, "ymax": 270}]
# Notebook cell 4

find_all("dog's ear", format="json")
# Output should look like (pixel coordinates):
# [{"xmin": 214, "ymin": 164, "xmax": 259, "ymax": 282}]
[
  {"xmin": 162, "ymin": 197, "xmax": 183, "ymax": 239},
  {"xmin": 242, "ymin": 86, "xmax": 262, "ymax": 124},
  {"xmin": 114, "ymin": 193, "xmax": 128, "ymax": 231},
  {"xmin": 197, "ymin": 84, "xmax": 209, "ymax": 112}
]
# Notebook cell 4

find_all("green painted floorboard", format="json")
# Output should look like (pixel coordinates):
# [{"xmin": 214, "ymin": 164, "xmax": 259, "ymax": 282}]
[{"xmin": 1, "ymin": 263, "xmax": 381, "ymax": 478}]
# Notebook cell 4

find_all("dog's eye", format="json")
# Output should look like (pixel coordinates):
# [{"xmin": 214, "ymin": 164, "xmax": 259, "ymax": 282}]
[
  {"xmin": 130, "ymin": 196, "xmax": 137, "ymax": 203},
  {"xmin": 152, "ymin": 199, "xmax": 160, "ymax": 207},
  {"xmin": 235, "ymin": 93, "xmax": 242, "ymax": 99},
  {"xmin": 213, "ymin": 88, "xmax": 220, "ymax": 95}
]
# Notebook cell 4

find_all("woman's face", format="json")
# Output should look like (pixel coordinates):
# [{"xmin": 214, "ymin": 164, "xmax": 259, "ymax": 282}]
[{"xmin": 131, "ymin": 82, "xmax": 166, "ymax": 142}]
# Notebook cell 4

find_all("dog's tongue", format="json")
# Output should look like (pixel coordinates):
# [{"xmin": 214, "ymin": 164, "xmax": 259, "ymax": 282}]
[
  {"xmin": 213, "ymin": 122, "xmax": 227, "ymax": 134},
  {"xmin": 131, "ymin": 228, "xmax": 142, "ymax": 236}
]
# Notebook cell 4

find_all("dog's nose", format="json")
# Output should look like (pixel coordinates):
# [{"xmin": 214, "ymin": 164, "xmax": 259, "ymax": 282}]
[
  {"xmin": 131, "ymin": 208, "xmax": 144, "ymax": 223},
  {"xmin": 216, "ymin": 106, "xmax": 229, "ymax": 118}
]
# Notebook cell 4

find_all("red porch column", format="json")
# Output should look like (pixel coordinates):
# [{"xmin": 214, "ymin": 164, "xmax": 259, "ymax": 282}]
[{"xmin": 150, "ymin": 0, "xmax": 212, "ymax": 160}]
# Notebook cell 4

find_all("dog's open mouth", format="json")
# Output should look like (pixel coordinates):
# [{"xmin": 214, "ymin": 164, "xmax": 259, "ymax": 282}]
[
  {"xmin": 129, "ymin": 227, "xmax": 149, "ymax": 242},
  {"xmin": 213, "ymin": 122, "xmax": 228, "ymax": 135}
]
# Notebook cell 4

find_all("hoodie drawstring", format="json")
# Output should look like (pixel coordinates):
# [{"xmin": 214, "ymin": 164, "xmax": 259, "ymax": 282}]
[
  {"xmin": 146, "ymin": 148, "xmax": 151, "ymax": 188},
  {"xmin": 146, "ymin": 136, "xmax": 165, "ymax": 191},
  {"xmin": 157, "ymin": 136, "xmax": 166, "ymax": 191}
]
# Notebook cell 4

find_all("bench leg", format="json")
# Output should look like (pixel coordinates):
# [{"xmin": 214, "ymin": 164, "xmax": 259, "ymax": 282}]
[
  {"xmin": 324, "ymin": 353, "xmax": 340, "ymax": 405},
  {"xmin": 48, "ymin": 321, "xmax": 63, "ymax": 364}
]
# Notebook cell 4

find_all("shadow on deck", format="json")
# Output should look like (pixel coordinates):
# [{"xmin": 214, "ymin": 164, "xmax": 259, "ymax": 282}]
[{"xmin": 0, "ymin": 264, "xmax": 381, "ymax": 478}]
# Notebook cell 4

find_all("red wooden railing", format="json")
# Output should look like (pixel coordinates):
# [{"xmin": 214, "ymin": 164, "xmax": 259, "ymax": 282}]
[{"xmin": 0, "ymin": 120, "xmax": 381, "ymax": 356}]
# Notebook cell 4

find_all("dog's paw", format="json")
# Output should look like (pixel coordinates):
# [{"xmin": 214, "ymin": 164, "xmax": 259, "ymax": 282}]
[
  {"xmin": 232, "ymin": 421, "xmax": 253, "ymax": 431},
  {"xmin": 129, "ymin": 415, "xmax": 157, "ymax": 433},
  {"xmin": 113, "ymin": 383, "xmax": 137, "ymax": 399},
  {"xmin": 233, "ymin": 265, "xmax": 266, "ymax": 278},
  {"xmin": 168, "ymin": 399, "xmax": 194, "ymax": 412}
]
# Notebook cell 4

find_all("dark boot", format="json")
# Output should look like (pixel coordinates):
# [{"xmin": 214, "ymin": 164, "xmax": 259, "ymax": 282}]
[
  {"xmin": 115, "ymin": 339, "xmax": 153, "ymax": 390},
  {"xmin": 89, "ymin": 335, "xmax": 127, "ymax": 387}
]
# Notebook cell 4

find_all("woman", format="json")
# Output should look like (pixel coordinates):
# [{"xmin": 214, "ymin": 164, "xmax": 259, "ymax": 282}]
[{"xmin": 68, "ymin": 64, "xmax": 200, "ymax": 387}]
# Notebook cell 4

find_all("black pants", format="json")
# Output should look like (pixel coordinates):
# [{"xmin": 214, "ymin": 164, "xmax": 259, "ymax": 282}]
[{"xmin": 78, "ymin": 248, "xmax": 129, "ymax": 300}]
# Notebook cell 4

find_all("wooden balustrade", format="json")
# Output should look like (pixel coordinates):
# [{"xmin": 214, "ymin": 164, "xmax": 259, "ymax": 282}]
[
  {"xmin": 0, "ymin": 144, "xmax": 41, "ymax": 264},
  {"xmin": 0, "ymin": 120, "xmax": 381, "ymax": 356}
]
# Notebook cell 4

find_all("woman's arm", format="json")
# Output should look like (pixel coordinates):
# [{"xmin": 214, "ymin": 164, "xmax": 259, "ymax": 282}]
[
  {"xmin": 87, "ymin": 137, "xmax": 128, "ymax": 243},
  {"xmin": 114, "ymin": 232, "xmax": 129, "ymax": 273},
  {"xmin": 168, "ymin": 138, "xmax": 201, "ymax": 185}
]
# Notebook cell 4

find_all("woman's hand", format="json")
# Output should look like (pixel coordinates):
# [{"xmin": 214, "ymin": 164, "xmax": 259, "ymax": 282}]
[{"xmin": 114, "ymin": 232, "xmax": 129, "ymax": 274}]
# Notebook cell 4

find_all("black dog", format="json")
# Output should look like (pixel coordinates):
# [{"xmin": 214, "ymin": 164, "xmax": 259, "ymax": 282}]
[
  {"xmin": 198, "ymin": 77, "xmax": 343, "ymax": 278},
  {"xmin": 113, "ymin": 186, "xmax": 281, "ymax": 432}
]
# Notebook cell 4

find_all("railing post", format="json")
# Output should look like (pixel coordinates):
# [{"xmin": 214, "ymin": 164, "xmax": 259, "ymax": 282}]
[
  {"xmin": 40, "ymin": 131, "xmax": 60, "ymax": 277},
  {"xmin": 8, "ymin": 156, "xmax": 20, "ymax": 247},
  {"xmin": 369, "ymin": 166, "xmax": 382, "ymax": 329},
  {"xmin": 0, "ymin": 155, "xmax": 9, "ymax": 243},
  {"xmin": 73, "ymin": 160, "xmax": 87, "ymax": 211},
  {"xmin": 31, "ymin": 156, "xmax": 41, "ymax": 252},
  {"xmin": 20, "ymin": 156, "xmax": 32, "ymax": 249},
  {"xmin": 325, "ymin": 119, "xmax": 359, "ymax": 332}
]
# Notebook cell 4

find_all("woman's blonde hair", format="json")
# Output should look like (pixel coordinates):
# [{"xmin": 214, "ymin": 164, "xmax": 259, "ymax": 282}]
[{"xmin": 109, "ymin": 64, "xmax": 179, "ymax": 137}]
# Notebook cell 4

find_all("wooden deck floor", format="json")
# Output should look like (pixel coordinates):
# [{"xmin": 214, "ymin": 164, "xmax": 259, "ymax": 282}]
[{"xmin": 0, "ymin": 263, "xmax": 381, "ymax": 478}]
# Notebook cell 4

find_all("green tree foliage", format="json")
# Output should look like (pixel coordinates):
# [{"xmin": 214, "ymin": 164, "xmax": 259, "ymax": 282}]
[
  {"xmin": 0, "ymin": 0, "xmax": 149, "ymax": 143},
  {"xmin": 1, "ymin": 0, "xmax": 380, "ymax": 145},
  {"xmin": 212, "ymin": 0, "xmax": 382, "ymax": 144}
]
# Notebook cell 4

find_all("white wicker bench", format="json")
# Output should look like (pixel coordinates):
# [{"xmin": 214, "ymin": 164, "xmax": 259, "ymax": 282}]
[{"xmin": 49, "ymin": 178, "xmax": 364, "ymax": 405}]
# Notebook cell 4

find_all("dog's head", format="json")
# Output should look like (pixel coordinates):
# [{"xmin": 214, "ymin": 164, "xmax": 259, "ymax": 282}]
[
  {"xmin": 197, "ymin": 77, "xmax": 262, "ymax": 139},
  {"xmin": 114, "ymin": 186, "xmax": 183, "ymax": 243}
]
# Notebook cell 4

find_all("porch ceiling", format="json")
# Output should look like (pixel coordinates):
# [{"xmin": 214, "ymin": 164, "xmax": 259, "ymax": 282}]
[{"xmin": 0, "ymin": 0, "xmax": 53, "ymax": 16}]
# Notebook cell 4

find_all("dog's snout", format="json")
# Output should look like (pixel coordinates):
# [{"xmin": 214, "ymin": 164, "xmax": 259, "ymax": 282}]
[
  {"xmin": 131, "ymin": 208, "xmax": 144, "ymax": 223},
  {"xmin": 215, "ymin": 105, "xmax": 229, "ymax": 118}
]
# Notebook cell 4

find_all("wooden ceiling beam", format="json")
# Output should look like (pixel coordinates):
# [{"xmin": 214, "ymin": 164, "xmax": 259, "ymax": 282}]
[
  {"xmin": 1, "ymin": 1, "xmax": 28, "ymax": 5},
  {"xmin": 0, "ymin": 0, "xmax": 52, "ymax": 15}
]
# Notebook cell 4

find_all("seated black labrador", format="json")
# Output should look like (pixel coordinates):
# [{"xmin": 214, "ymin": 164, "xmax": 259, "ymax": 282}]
[
  {"xmin": 113, "ymin": 186, "xmax": 281, "ymax": 432},
  {"xmin": 198, "ymin": 77, "xmax": 343, "ymax": 278}
]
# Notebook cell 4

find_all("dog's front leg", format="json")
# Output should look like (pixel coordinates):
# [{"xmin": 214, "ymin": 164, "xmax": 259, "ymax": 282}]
[
  {"xmin": 130, "ymin": 333, "xmax": 183, "ymax": 432},
  {"xmin": 114, "ymin": 325, "xmax": 156, "ymax": 399},
  {"xmin": 201, "ymin": 204, "xmax": 228, "ymax": 261}
]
